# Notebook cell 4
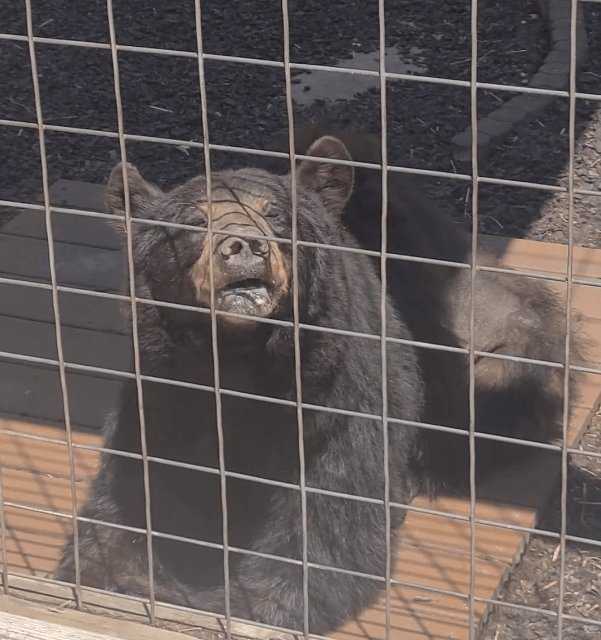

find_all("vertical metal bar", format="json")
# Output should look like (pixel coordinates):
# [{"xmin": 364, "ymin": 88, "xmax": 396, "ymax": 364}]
[
  {"xmin": 280, "ymin": 2, "xmax": 310, "ymax": 637},
  {"xmin": 468, "ymin": 0, "xmax": 480, "ymax": 637},
  {"xmin": 105, "ymin": 0, "xmax": 157, "ymax": 624},
  {"xmin": 23, "ymin": 0, "xmax": 83, "ymax": 609},
  {"xmin": 0, "ymin": 458, "xmax": 9, "ymax": 593},
  {"xmin": 377, "ymin": 2, "xmax": 391, "ymax": 640},
  {"xmin": 557, "ymin": 1, "xmax": 579, "ymax": 638},
  {"xmin": 192, "ymin": 5, "xmax": 232, "ymax": 639}
]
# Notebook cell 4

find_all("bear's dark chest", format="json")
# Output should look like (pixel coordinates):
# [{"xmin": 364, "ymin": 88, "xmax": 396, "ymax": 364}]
[{"xmin": 108, "ymin": 335, "xmax": 302, "ymax": 585}]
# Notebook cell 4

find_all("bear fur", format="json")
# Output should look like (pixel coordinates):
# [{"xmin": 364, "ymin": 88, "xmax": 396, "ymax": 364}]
[
  {"xmin": 261, "ymin": 122, "xmax": 589, "ymax": 493},
  {"xmin": 55, "ymin": 136, "xmax": 426, "ymax": 635}
]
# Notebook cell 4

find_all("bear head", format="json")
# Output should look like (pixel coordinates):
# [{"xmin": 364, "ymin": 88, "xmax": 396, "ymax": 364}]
[{"xmin": 104, "ymin": 136, "xmax": 355, "ymax": 330}]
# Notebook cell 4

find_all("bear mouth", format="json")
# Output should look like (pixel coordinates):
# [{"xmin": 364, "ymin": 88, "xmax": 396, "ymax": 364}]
[{"xmin": 217, "ymin": 278, "xmax": 275, "ymax": 318}]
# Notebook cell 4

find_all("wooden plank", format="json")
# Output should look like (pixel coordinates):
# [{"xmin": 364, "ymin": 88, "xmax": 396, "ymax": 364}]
[
  {"xmin": 0, "ymin": 235, "xmax": 124, "ymax": 293},
  {"xmin": 0, "ymin": 423, "xmax": 102, "ymax": 579},
  {"xmin": 45, "ymin": 180, "xmax": 106, "ymax": 213},
  {"xmin": 4, "ymin": 205, "xmax": 120, "ymax": 252},
  {"xmin": 2, "ymin": 210, "xmax": 121, "ymax": 253},
  {"xmin": 4, "ymin": 179, "xmax": 118, "ymax": 252},
  {"xmin": 0, "ymin": 610, "xmax": 126, "ymax": 640},
  {"xmin": 480, "ymin": 234, "xmax": 601, "ymax": 283},
  {"xmin": 0, "ymin": 423, "xmax": 98, "ymax": 477},
  {"xmin": 0, "ymin": 575, "xmax": 292, "ymax": 640},
  {"xmin": 0, "ymin": 601, "xmax": 200, "ymax": 640},
  {"xmin": 573, "ymin": 372, "xmax": 601, "ymax": 411},
  {"xmin": 2, "ymin": 505, "xmax": 79, "ymax": 579},
  {"xmin": 0, "ymin": 180, "xmax": 125, "ymax": 339},
  {"xmin": 4, "ymin": 180, "xmax": 115, "ymax": 250},
  {"xmin": 0, "ymin": 315, "xmax": 132, "ymax": 373},
  {"xmin": 0, "ymin": 363, "xmax": 120, "ymax": 431},
  {"xmin": 573, "ymin": 282, "xmax": 601, "ymax": 320},
  {"xmin": 0, "ymin": 283, "xmax": 126, "ymax": 335}
]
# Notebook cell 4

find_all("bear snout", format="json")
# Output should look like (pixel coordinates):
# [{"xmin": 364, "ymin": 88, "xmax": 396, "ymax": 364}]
[{"xmin": 216, "ymin": 228, "xmax": 271, "ymax": 288}]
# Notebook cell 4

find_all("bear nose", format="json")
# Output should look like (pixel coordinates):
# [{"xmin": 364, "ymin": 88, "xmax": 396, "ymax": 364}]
[{"xmin": 218, "ymin": 235, "xmax": 269, "ymax": 263}]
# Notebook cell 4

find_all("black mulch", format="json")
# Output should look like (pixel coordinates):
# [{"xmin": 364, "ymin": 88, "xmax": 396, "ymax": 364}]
[{"xmin": 4, "ymin": 0, "xmax": 599, "ymax": 243}]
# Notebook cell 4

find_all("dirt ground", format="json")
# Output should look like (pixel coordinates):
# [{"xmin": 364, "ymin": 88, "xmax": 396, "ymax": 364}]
[
  {"xmin": 481, "ymin": 410, "xmax": 601, "ymax": 640},
  {"xmin": 1, "ymin": 0, "xmax": 601, "ymax": 638}
]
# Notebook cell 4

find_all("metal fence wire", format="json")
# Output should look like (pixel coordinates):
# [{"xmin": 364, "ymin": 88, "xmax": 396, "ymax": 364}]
[{"xmin": 0, "ymin": 1, "xmax": 601, "ymax": 640}]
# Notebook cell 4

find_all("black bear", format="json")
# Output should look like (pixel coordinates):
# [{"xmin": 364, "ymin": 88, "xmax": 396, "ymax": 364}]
[
  {"xmin": 55, "ymin": 136, "xmax": 426, "ymax": 635},
  {"xmin": 262, "ymin": 122, "xmax": 588, "ymax": 493}
]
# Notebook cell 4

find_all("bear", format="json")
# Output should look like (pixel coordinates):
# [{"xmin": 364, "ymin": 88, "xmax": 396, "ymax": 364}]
[
  {"xmin": 55, "ymin": 135, "xmax": 427, "ymax": 636},
  {"xmin": 260, "ymin": 121, "xmax": 589, "ymax": 494}
]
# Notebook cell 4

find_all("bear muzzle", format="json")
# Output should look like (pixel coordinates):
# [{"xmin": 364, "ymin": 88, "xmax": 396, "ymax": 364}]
[
  {"xmin": 216, "ymin": 227, "xmax": 270, "ymax": 279},
  {"xmin": 190, "ymin": 204, "xmax": 290, "ymax": 323},
  {"xmin": 191, "ymin": 229, "xmax": 281, "ymax": 322},
  {"xmin": 214, "ymin": 227, "xmax": 275, "ymax": 318}
]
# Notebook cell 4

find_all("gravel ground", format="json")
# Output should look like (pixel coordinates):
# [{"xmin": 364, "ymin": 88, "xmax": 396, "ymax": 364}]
[{"xmin": 1, "ymin": 1, "xmax": 601, "ymax": 638}]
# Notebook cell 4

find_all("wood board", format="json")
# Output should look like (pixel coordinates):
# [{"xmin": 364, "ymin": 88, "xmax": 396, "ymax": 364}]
[{"xmin": 0, "ymin": 180, "xmax": 600, "ymax": 640}]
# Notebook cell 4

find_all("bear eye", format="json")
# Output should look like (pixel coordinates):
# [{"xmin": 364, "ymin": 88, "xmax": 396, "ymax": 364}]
[{"xmin": 263, "ymin": 206, "xmax": 280, "ymax": 219}]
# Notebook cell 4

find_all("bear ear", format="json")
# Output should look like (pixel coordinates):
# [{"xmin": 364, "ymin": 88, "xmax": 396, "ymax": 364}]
[
  {"xmin": 297, "ymin": 136, "xmax": 354, "ymax": 216},
  {"xmin": 104, "ymin": 162, "xmax": 161, "ymax": 236}
]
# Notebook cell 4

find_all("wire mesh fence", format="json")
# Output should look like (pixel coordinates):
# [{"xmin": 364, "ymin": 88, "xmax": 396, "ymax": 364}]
[{"xmin": 0, "ymin": 1, "xmax": 601, "ymax": 639}]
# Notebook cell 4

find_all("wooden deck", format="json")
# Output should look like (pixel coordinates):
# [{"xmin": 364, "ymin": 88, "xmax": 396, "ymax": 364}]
[{"xmin": 0, "ymin": 180, "xmax": 600, "ymax": 640}]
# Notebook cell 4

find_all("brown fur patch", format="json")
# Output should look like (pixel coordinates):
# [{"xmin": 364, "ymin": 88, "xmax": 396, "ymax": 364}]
[
  {"xmin": 70, "ymin": 524, "xmax": 201, "ymax": 606},
  {"xmin": 190, "ymin": 193, "xmax": 289, "ymax": 316},
  {"xmin": 474, "ymin": 355, "xmax": 510, "ymax": 390},
  {"xmin": 71, "ymin": 525, "xmax": 149, "ymax": 591},
  {"xmin": 249, "ymin": 593, "xmax": 278, "ymax": 619}
]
